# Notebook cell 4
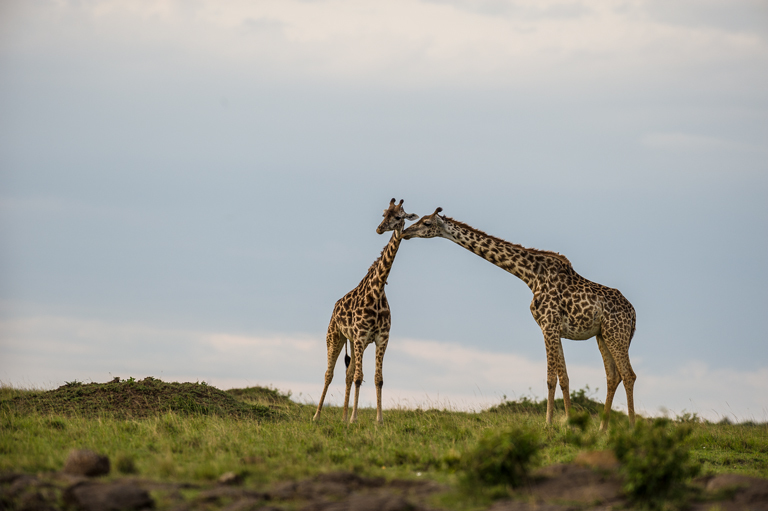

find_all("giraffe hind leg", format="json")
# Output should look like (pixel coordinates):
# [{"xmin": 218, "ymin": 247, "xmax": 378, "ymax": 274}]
[
  {"xmin": 542, "ymin": 330, "xmax": 562, "ymax": 425},
  {"xmin": 555, "ymin": 339, "xmax": 571, "ymax": 422},
  {"xmin": 600, "ymin": 331, "xmax": 636, "ymax": 428},
  {"xmin": 313, "ymin": 322, "xmax": 345, "ymax": 422},
  {"xmin": 596, "ymin": 333, "xmax": 621, "ymax": 431},
  {"xmin": 614, "ymin": 347, "xmax": 636, "ymax": 426}
]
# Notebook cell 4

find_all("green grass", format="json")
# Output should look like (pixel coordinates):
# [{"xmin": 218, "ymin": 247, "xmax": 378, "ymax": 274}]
[{"xmin": 1, "ymin": 379, "xmax": 766, "ymax": 508}]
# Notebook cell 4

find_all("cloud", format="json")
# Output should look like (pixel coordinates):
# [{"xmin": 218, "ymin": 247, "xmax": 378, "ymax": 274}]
[
  {"xmin": 1, "ymin": 314, "xmax": 765, "ymax": 421},
  {"xmin": 4, "ymin": 0, "xmax": 765, "ymax": 93}
]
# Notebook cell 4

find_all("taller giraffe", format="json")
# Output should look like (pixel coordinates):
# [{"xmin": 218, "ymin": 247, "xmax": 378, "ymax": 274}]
[
  {"xmin": 403, "ymin": 208, "xmax": 636, "ymax": 430},
  {"xmin": 313, "ymin": 199, "xmax": 419, "ymax": 424}
]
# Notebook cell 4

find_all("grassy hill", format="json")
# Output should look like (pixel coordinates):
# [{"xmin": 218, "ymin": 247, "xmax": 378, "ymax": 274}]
[{"xmin": 1, "ymin": 378, "xmax": 766, "ymax": 510}]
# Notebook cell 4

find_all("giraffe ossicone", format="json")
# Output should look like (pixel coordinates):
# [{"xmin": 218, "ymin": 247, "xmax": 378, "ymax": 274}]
[
  {"xmin": 313, "ymin": 198, "xmax": 418, "ymax": 424},
  {"xmin": 403, "ymin": 208, "xmax": 637, "ymax": 430}
]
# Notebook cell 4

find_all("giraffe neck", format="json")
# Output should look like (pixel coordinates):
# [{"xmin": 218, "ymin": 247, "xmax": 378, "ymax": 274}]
[
  {"xmin": 442, "ymin": 217, "xmax": 570, "ymax": 290},
  {"xmin": 366, "ymin": 227, "xmax": 403, "ymax": 295}
]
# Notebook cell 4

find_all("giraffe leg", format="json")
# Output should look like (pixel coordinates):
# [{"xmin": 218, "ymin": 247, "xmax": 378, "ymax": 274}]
[
  {"xmin": 555, "ymin": 340, "xmax": 571, "ymax": 421},
  {"xmin": 349, "ymin": 340, "xmax": 365, "ymax": 423},
  {"xmin": 596, "ymin": 334, "xmax": 621, "ymax": 431},
  {"xmin": 374, "ymin": 334, "xmax": 389, "ymax": 424},
  {"xmin": 343, "ymin": 342, "xmax": 356, "ymax": 422},
  {"xmin": 542, "ymin": 330, "xmax": 561, "ymax": 425},
  {"xmin": 313, "ymin": 323, "xmax": 345, "ymax": 421},
  {"xmin": 603, "ymin": 332, "xmax": 637, "ymax": 427}
]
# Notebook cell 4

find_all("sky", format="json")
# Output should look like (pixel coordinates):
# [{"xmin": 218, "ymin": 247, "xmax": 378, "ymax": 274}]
[{"xmin": 1, "ymin": 0, "xmax": 767, "ymax": 422}]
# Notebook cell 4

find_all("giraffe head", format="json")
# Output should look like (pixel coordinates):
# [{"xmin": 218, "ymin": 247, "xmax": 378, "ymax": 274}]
[
  {"xmin": 376, "ymin": 198, "xmax": 419, "ymax": 234},
  {"xmin": 402, "ymin": 207, "xmax": 447, "ymax": 240}
]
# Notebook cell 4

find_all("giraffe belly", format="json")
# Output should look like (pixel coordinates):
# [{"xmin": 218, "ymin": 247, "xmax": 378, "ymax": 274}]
[{"xmin": 561, "ymin": 317, "xmax": 601, "ymax": 340}]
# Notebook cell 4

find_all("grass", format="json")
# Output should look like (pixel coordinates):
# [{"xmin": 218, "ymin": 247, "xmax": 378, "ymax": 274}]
[{"xmin": 1, "ymin": 379, "xmax": 766, "ymax": 509}]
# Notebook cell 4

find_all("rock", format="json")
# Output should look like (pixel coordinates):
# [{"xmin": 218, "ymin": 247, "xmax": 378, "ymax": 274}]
[
  {"xmin": 64, "ymin": 481, "xmax": 153, "ymax": 511},
  {"xmin": 572, "ymin": 450, "xmax": 620, "ymax": 469},
  {"xmin": 705, "ymin": 474, "xmax": 768, "ymax": 508},
  {"xmin": 304, "ymin": 491, "xmax": 415, "ymax": 511},
  {"xmin": 17, "ymin": 490, "xmax": 58, "ymax": 511},
  {"xmin": 528, "ymin": 464, "xmax": 623, "ymax": 505},
  {"xmin": 218, "ymin": 471, "xmax": 243, "ymax": 485},
  {"xmin": 219, "ymin": 498, "xmax": 266, "ymax": 511},
  {"xmin": 63, "ymin": 450, "xmax": 110, "ymax": 477}
]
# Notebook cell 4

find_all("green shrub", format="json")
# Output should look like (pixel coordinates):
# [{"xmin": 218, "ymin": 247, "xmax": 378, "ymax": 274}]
[
  {"xmin": 562, "ymin": 410, "xmax": 599, "ymax": 448},
  {"xmin": 115, "ymin": 453, "xmax": 137, "ymax": 474},
  {"xmin": 487, "ymin": 386, "xmax": 607, "ymax": 417},
  {"xmin": 461, "ymin": 426, "xmax": 540, "ymax": 490},
  {"xmin": 609, "ymin": 418, "xmax": 701, "ymax": 509}
]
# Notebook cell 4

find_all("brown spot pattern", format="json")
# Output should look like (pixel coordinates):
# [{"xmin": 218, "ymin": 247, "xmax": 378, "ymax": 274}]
[{"xmin": 403, "ymin": 211, "xmax": 637, "ymax": 430}]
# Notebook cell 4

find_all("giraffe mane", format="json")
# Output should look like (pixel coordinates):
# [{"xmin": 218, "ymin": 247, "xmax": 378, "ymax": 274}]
[
  {"xmin": 445, "ymin": 217, "xmax": 572, "ymax": 267},
  {"xmin": 358, "ymin": 232, "xmax": 399, "ymax": 285}
]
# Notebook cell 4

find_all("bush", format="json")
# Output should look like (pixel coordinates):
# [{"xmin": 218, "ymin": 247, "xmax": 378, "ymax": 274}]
[
  {"xmin": 461, "ymin": 426, "xmax": 540, "ymax": 490},
  {"xmin": 115, "ymin": 453, "xmax": 137, "ymax": 474},
  {"xmin": 487, "ymin": 386, "xmax": 607, "ymax": 416},
  {"xmin": 609, "ymin": 418, "xmax": 701, "ymax": 509}
]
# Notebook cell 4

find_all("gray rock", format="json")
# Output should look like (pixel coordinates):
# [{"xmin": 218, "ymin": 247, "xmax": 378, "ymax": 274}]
[
  {"xmin": 63, "ymin": 449, "xmax": 111, "ymax": 477},
  {"xmin": 64, "ymin": 481, "xmax": 153, "ymax": 511},
  {"xmin": 218, "ymin": 471, "xmax": 244, "ymax": 485}
]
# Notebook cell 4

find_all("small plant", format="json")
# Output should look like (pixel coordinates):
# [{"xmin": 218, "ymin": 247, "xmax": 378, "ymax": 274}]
[
  {"xmin": 609, "ymin": 418, "xmax": 701, "ymax": 509},
  {"xmin": 563, "ymin": 410, "xmax": 598, "ymax": 448},
  {"xmin": 115, "ymin": 453, "xmax": 138, "ymax": 474},
  {"xmin": 675, "ymin": 411, "xmax": 701, "ymax": 424},
  {"xmin": 460, "ymin": 426, "xmax": 540, "ymax": 491}
]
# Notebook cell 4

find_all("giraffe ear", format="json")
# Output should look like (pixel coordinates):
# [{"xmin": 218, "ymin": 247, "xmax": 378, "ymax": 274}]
[{"xmin": 405, "ymin": 213, "xmax": 419, "ymax": 221}]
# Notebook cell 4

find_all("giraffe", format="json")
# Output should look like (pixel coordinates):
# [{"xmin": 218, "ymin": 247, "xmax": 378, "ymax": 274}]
[
  {"xmin": 313, "ymin": 199, "xmax": 419, "ymax": 424},
  {"xmin": 403, "ymin": 208, "xmax": 636, "ymax": 430}
]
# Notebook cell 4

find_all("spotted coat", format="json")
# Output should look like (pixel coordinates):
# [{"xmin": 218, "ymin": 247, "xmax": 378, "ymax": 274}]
[
  {"xmin": 403, "ymin": 208, "xmax": 637, "ymax": 429},
  {"xmin": 313, "ymin": 199, "xmax": 418, "ymax": 424}
]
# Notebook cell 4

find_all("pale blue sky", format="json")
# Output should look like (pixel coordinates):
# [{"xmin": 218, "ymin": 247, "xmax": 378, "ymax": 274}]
[{"xmin": 1, "ymin": 0, "xmax": 767, "ymax": 421}]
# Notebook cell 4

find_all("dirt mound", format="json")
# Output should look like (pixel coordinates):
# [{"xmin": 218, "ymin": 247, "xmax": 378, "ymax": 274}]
[{"xmin": 2, "ymin": 377, "xmax": 278, "ymax": 419}]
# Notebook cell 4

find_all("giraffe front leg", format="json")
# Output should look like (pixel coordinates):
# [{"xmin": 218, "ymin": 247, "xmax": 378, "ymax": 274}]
[
  {"xmin": 343, "ymin": 341, "xmax": 356, "ymax": 422},
  {"xmin": 349, "ymin": 340, "xmax": 365, "ymax": 423},
  {"xmin": 314, "ymin": 324, "xmax": 344, "ymax": 422},
  {"xmin": 374, "ymin": 334, "xmax": 388, "ymax": 424}
]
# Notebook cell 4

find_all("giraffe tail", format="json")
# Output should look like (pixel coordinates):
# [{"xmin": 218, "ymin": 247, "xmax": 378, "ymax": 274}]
[{"xmin": 344, "ymin": 340, "xmax": 351, "ymax": 368}]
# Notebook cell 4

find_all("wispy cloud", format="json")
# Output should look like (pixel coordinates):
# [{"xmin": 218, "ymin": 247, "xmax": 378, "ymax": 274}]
[
  {"xmin": 1, "ymin": 315, "xmax": 765, "ymax": 421},
  {"xmin": 5, "ymin": 0, "xmax": 765, "ymax": 92}
]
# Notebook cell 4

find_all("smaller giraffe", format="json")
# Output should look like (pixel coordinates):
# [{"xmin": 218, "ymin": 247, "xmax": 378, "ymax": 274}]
[{"xmin": 313, "ymin": 199, "xmax": 419, "ymax": 424}]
